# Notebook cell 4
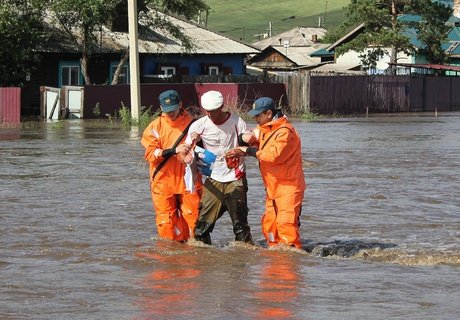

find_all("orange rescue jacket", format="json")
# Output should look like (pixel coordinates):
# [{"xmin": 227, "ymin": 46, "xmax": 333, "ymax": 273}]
[
  {"xmin": 255, "ymin": 116, "xmax": 306, "ymax": 199},
  {"xmin": 141, "ymin": 111, "xmax": 199, "ymax": 194}
]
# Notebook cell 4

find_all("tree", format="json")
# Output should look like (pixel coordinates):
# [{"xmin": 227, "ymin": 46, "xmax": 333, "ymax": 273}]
[
  {"xmin": 333, "ymin": 0, "xmax": 452, "ymax": 71},
  {"xmin": 48, "ymin": 0, "xmax": 119, "ymax": 85},
  {"xmin": 411, "ymin": 0, "xmax": 451, "ymax": 64},
  {"xmin": 0, "ymin": 1, "xmax": 47, "ymax": 86},
  {"xmin": 110, "ymin": 0, "xmax": 209, "ymax": 84},
  {"xmin": 47, "ymin": 0, "xmax": 208, "ymax": 85}
]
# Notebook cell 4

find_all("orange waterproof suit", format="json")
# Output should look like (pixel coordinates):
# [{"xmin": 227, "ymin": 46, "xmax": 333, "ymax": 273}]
[
  {"xmin": 141, "ymin": 111, "xmax": 202, "ymax": 242},
  {"xmin": 252, "ymin": 116, "xmax": 306, "ymax": 248}
]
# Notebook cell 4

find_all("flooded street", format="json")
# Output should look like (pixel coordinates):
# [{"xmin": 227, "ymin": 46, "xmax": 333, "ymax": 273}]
[{"xmin": 1, "ymin": 114, "xmax": 459, "ymax": 319}]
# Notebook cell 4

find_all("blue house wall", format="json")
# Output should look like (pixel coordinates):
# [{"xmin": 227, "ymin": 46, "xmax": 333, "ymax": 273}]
[{"xmin": 142, "ymin": 54, "xmax": 245, "ymax": 75}]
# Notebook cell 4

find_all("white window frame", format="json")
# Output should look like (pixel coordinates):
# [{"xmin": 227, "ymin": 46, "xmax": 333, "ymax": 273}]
[
  {"xmin": 110, "ymin": 62, "xmax": 129, "ymax": 84},
  {"xmin": 208, "ymin": 66, "xmax": 219, "ymax": 75},
  {"xmin": 59, "ymin": 63, "xmax": 82, "ymax": 87},
  {"xmin": 160, "ymin": 66, "xmax": 176, "ymax": 76}
]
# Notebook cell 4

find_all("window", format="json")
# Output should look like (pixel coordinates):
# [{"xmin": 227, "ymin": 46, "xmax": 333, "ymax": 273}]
[
  {"xmin": 160, "ymin": 66, "xmax": 176, "ymax": 76},
  {"xmin": 110, "ymin": 62, "xmax": 129, "ymax": 84},
  {"xmin": 59, "ymin": 62, "xmax": 82, "ymax": 87},
  {"xmin": 201, "ymin": 63, "xmax": 222, "ymax": 75},
  {"xmin": 208, "ymin": 66, "xmax": 219, "ymax": 75}
]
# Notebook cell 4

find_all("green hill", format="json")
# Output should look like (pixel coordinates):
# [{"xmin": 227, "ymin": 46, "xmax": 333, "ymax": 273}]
[{"xmin": 201, "ymin": 0, "xmax": 351, "ymax": 42}]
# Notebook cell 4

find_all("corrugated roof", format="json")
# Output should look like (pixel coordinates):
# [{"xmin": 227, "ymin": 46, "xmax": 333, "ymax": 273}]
[
  {"xmin": 311, "ymin": 63, "xmax": 365, "ymax": 74},
  {"xmin": 446, "ymin": 41, "xmax": 460, "ymax": 55},
  {"xmin": 389, "ymin": 62, "xmax": 460, "ymax": 71},
  {"xmin": 447, "ymin": 26, "xmax": 460, "ymax": 41},
  {"xmin": 326, "ymin": 23, "xmax": 365, "ymax": 51},
  {"xmin": 247, "ymin": 44, "xmax": 327, "ymax": 69},
  {"xmin": 310, "ymin": 47, "xmax": 333, "ymax": 57},
  {"xmin": 271, "ymin": 45, "xmax": 326, "ymax": 66},
  {"xmin": 252, "ymin": 27, "xmax": 327, "ymax": 50},
  {"xmin": 42, "ymin": 11, "xmax": 259, "ymax": 55},
  {"xmin": 398, "ymin": 14, "xmax": 422, "ymax": 23}
]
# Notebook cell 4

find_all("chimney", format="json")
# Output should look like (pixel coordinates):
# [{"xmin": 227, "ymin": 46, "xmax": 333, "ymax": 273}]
[
  {"xmin": 311, "ymin": 34, "xmax": 318, "ymax": 43},
  {"xmin": 454, "ymin": 0, "xmax": 460, "ymax": 18}
]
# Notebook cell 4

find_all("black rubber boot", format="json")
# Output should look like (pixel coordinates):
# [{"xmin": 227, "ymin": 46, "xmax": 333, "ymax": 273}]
[
  {"xmin": 234, "ymin": 223, "xmax": 253, "ymax": 245},
  {"xmin": 195, "ymin": 232, "xmax": 212, "ymax": 245},
  {"xmin": 194, "ymin": 221, "xmax": 212, "ymax": 245}
]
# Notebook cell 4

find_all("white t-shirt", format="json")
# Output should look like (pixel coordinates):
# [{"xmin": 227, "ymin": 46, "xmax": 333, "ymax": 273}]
[{"xmin": 186, "ymin": 113, "xmax": 247, "ymax": 182}]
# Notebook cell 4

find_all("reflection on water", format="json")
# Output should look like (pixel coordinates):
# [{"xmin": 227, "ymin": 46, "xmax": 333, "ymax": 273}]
[
  {"xmin": 1, "ymin": 116, "xmax": 459, "ymax": 319},
  {"xmin": 135, "ymin": 242, "xmax": 202, "ymax": 318},
  {"xmin": 250, "ymin": 250, "xmax": 303, "ymax": 319}
]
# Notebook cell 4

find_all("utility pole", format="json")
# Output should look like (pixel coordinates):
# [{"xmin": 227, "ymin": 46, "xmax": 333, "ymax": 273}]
[
  {"xmin": 323, "ymin": 1, "xmax": 328, "ymax": 27},
  {"xmin": 128, "ymin": 0, "xmax": 141, "ymax": 120},
  {"xmin": 283, "ymin": 40, "xmax": 290, "ymax": 70},
  {"xmin": 268, "ymin": 22, "xmax": 272, "ymax": 37},
  {"xmin": 389, "ymin": 0, "xmax": 397, "ymax": 74}
]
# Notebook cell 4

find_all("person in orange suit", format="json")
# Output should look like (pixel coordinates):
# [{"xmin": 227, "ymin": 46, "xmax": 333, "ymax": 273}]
[
  {"xmin": 141, "ymin": 90, "xmax": 202, "ymax": 242},
  {"xmin": 225, "ymin": 97, "xmax": 306, "ymax": 248}
]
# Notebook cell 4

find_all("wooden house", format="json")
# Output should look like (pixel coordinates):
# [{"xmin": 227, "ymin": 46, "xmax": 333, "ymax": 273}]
[
  {"xmin": 21, "ymin": 10, "xmax": 259, "ymax": 118},
  {"xmin": 309, "ymin": 7, "xmax": 460, "ymax": 75},
  {"xmin": 246, "ymin": 27, "xmax": 328, "ymax": 72}
]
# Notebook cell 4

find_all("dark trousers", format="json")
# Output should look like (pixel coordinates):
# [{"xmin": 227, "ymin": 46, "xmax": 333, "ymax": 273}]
[{"xmin": 194, "ymin": 177, "xmax": 253, "ymax": 244}]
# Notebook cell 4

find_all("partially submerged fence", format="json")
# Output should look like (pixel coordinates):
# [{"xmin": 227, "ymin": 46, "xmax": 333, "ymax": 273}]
[
  {"xmin": 39, "ymin": 83, "xmax": 287, "ymax": 120},
  {"xmin": 78, "ymin": 82, "xmax": 286, "ymax": 119},
  {"xmin": 38, "ymin": 74, "xmax": 460, "ymax": 120},
  {"xmin": 41, "ymin": 86, "xmax": 84, "ymax": 120},
  {"xmin": 0, "ymin": 87, "xmax": 21, "ymax": 123},
  {"xmin": 274, "ymin": 74, "xmax": 460, "ymax": 114}
]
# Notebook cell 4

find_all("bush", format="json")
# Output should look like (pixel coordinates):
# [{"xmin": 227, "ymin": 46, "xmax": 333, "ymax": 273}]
[{"xmin": 117, "ymin": 103, "xmax": 159, "ymax": 129}]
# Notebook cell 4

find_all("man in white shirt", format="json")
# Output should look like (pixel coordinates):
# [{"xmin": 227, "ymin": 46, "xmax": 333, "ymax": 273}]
[{"xmin": 186, "ymin": 90, "xmax": 253, "ymax": 245}]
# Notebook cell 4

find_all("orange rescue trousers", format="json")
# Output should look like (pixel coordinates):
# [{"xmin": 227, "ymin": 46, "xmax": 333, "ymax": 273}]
[
  {"xmin": 151, "ymin": 190, "xmax": 201, "ymax": 242},
  {"xmin": 261, "ymin": 191, "xmax": 303, "ymax": 249}
]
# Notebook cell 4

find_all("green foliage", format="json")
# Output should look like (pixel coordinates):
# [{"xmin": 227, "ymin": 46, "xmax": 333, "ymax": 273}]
[
  {"xmin": 44, "ymin": 0, "xmax": 209, "ymax": 84},
  {"xmin": 138, "ymin": 106, "xmax": 160, "ymax": 130},
  {"xmin": 117, "ymin": 102, "xmax": 159, "ymax": 129},
  {"xmin": 92, "ymin": 103, "xmax": 101, "ymax": 117},
  {"xmin": 139, "ymin": 0, "xmax": 208, "ymax": 52},
  {"xmin": 49, "ymin": 120, "xmax": 65, "ymax": 128},
  {"xmin": 0, "ymin": 2, "xmax": 47, "ymax": 86},
  {"xmin": 48, "ymin": 0, "xmax": 119, "ymax": 84},
  {"xmin": 118, "ymin": 102, "xmax": 132, "ymax": 126},
  {"xmin": 336, "ymin": 0, "xmax": 453, "ymax": 68},
  {"xmin": 299, "ymin": 110, "xmax": 321, "ymax": 120},
  {"xmin": 411, "ymin": 0, "xmax": 452, "ymax": 63}
]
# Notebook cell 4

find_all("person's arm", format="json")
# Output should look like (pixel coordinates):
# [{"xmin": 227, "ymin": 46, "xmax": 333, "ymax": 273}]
[
  {"xmin": 245, "ymin": 146, "xmax": 258, "ymax": 157},
  {"xmin": 238, "ymin": 132, "xmax": 257, "ymax": 146},
  {"xmin": 256, "ymin": 128, "xmax": 293, "ymax": 164},
  {"xmin": 224, "ymin": 145, "xmax": 258, "ymax": 158},
  {"xmin": 161, "ymin": 147, "xmax": 176, "ymax": 159},
  {"xmin": 141, "ymin": 122, "xmax": 163, "ymax": 163}
]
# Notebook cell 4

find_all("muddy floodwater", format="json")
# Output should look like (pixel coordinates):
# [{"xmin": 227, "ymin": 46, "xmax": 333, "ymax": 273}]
[{"xmin": 1, "ymin": 114, "xmax": 459, "ymax": 319}]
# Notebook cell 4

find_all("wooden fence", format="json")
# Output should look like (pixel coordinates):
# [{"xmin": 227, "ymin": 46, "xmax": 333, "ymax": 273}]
[
  {"xmin": 41, "ymin": 82, "xmax": 287, "ymax": 120},
  {"xmin": 0, "ymin": 87, "xmax": 21, "ymax": 123},
  {"xmin": 273, "ymin": 74, "xmax": 460, "ymax": 114},
  {"xmin": 36, "ymin": 74, "xmax": 460, "ymax": 120}
]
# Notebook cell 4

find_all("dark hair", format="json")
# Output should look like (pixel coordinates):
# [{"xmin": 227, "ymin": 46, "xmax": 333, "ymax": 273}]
[{"xmin": 268, "ymin": 109, "xmax": 283, "ymax": 118}]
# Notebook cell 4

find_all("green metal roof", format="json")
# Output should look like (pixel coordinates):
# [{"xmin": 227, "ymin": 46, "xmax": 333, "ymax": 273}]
[
  {"xmin": 447, "ymin": 26, "xmax": 460, "ymax": 41},
  {"xmin": 310, "ymin": 47, "xmax": 333, "ymax": 57},
  {"xmin": 398, "ymin": 14, "xmax": 421, "ymax": 23}
]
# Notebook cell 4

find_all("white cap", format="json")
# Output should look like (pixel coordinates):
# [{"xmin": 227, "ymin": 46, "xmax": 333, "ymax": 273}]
[{"xmin": 201, "ymin": 90, "xmax": 224, "ymax": 111}]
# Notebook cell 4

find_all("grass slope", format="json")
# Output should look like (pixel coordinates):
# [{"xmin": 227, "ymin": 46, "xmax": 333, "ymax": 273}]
[{"xmin": 202, "ymin": 0, "xmax": 351, "ymax": 42}]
